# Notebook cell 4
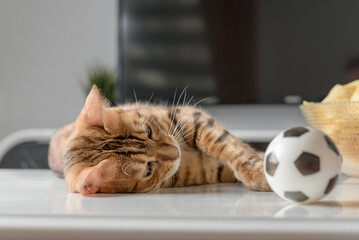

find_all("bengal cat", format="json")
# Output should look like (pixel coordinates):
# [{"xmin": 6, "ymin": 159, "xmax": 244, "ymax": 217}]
[{"xmin": 48, "ymin": 86, "xmax": 270, "ymax": 196}]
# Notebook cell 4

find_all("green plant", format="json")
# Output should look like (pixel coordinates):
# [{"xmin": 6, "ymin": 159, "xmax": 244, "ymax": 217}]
[{"xmin": 85, "ymin": 62, "xmax": 116, "ymax": 105}]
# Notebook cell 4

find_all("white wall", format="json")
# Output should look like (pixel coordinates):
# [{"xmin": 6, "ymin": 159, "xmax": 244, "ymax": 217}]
[{"xmin": 0, "ymin": 0, "xmax": 117, "ymax": 140}]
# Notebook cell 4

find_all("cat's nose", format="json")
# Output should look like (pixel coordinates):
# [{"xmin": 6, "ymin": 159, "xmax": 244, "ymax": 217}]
[{"xmin": 156, "ymin": 144, "xmax": 179, "ymax": 161}]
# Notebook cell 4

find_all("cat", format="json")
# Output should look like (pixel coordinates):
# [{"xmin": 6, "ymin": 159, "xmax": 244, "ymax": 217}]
[{"xmin": 48, "ymin": 86, "xmax": 271, "ymax": 196}]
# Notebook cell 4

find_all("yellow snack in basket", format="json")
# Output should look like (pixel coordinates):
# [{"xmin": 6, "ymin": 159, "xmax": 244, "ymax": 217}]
[
  {"xmin": 350, "ymin": 86, "xmax": 359, "ymax": 101},
  {"xmin": 307, "ymin": 79, "xmax": 359, "ymax": 103},
  {"xmin": 322, "ymin": 84, "xmax": 353, "ymax": 103},
  {"xmin": 303, "ymin": 80, "xmax": 359, "ymax": 104},
  {"xmin": 344, "ymin": 79, "xmax": 359, "ymax": 88}
]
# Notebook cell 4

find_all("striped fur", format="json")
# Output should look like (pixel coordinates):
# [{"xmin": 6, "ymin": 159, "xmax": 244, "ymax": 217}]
[{"xmin": 48, "ymin": 86, "xmax": 270, "ymax": 195}]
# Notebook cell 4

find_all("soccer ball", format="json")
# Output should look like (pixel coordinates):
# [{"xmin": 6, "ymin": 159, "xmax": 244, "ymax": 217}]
[{"xmin": 264, "ymin": 126, "xmax": 342, "ymax": 204}]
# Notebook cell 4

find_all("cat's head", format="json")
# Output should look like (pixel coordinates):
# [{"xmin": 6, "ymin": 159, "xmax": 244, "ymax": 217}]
[{"xmin": 65, "ymin": 86, "xmax": 180, "ymax": 195}]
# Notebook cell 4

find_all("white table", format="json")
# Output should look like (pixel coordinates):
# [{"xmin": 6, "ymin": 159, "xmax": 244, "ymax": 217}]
[{"xmin": 0, "ymin": 169, "xmax": 358, "ymax": 240}]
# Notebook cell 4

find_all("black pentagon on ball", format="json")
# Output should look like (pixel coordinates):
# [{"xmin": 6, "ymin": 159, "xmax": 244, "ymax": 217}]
[
  {"xmin": 324, "ymin": 135, "xmax": 340, "ymax": 156},
  {"xmin": 265, "ymin": 152, "xmax": 279, "ymax": 176},
  {"xmin": 294, "ymin": 152, "xmax": 320, "ymax": 176},
  {"xmin": 324, "ymin": 175, "xmax": 339, "ymax": 194},
  {"xmin": 284, "ymin": 191, "xmax": 309, "ymax": 202},
  {"xmin": 283, "ymin": 127, "xmax": 309, "ymax": 138}
]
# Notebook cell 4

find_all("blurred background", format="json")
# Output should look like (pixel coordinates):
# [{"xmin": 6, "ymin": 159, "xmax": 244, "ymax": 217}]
[
  {"xmin": 0, "ymin": 0, "xmax": 117, "ymax": 141},
  {"xmin": 2, "ymin": 0, "xmax": 359, "ymax": 142}
]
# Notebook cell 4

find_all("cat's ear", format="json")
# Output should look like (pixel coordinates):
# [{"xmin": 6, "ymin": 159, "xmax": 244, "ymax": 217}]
[
  {"xmin": 78, "ymin": 159, "xmax": 118, "ymax": 196},
  {"xmin": 76, "ymin": 85, "xmax": 117, "ymax": 133}
]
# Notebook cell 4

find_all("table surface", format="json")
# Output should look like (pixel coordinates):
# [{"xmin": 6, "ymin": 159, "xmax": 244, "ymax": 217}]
[{"xmin": 0, "ymin": 169, "xmax": 359, "ymax": 240}]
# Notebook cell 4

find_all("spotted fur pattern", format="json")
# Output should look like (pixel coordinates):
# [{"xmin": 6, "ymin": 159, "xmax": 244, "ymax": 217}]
[{"xmin": 48, "ymin": 86, "xmax": 270, "ymax": 195}]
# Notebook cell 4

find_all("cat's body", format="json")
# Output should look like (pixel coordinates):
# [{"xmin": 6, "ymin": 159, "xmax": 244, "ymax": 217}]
[{"xmin": 48, "ymin": 86, "xmax": 270, "ymax": 195}]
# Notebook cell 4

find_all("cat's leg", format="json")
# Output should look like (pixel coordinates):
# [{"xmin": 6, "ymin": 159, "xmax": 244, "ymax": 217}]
[
  {"xmin": 164, "ymin": 147, "xmax": 236, "ymax": 188},
  {"xmin": 172, "ymin": 107, "xmax": 271, "ymax": 191}
]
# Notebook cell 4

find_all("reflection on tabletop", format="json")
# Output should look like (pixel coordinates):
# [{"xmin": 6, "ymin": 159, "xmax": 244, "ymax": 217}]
[
  {"xmin": 60, "ymin": 174, "xmax": 359, "ymax": 219},
  {"xmin": 0, "ymin": 170, "xmax": 358, "ymax": 219}
]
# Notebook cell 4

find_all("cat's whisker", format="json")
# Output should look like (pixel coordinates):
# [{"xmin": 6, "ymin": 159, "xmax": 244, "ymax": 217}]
[
  {"xmin": 168, "ymin": 88, "xmax": 185, "ymax": 136},
  {"xmin": 171, "ymin": 129, "xmax": 182, "ymax": 141},
  {"xmin": 174, "ymin": 115, "xmax": 195, "ymax": 139},
  {"xmin": 171, "ymin": 93, "xmax": 194, "ymax": 136},
  {"xmin": 171, "ymin": 97, "xmax": 211, "ymax": 140},
  {"xmin": 192, "ymin": 97, "xmax": 210, "ymax": 108},
  {"xmin": 167, "ymin": 87, "xmax": 178, "ymax": 136},
  {"xmin": 161, "ymin": 176, "xmax": 170, "ymax": 188},
  {"xmin": 172, "ymin": 123, "xmax": 185, "ymax": 143},
  {"xmin": 186, "ymin": 95, "xmax": 194, "ymax": 107},
  {"xmin": 174, "ymin": 86, "xmax": 188, "ymax": 109},
  {"xmin": 141, "ymin": 105, "xmax": 156, "ymax": 126},
  {"xmin": 173, "ymin": 95, "xmax": 195, "ymax": 132},
  {"xmin": 172, "ymin": 120, "xmax": 189, "ymax": 142},
  {"xmin": 178, "ymin": 122, "xmax": 194, "ymax": 136},
  {"xmin": 145, "ymin": 91, "xmax": 155, "ymax": 107},
  {"xmin": 173, "ymin": 90, "xmax": 188, "ymax": 134},
  {"xmin": 178, "ymin": 118, "xmax": 198, "ymax": 134},
  {"xmin": 145, "ymin": 116, "xmax": 155, "ymax": 127},
  {"xmin": 180, "ymin": 127, "xmax": 200, "ymax": 140},
  {"xmin": 173, "ymin": 129, "xmax": 182, "ymax": 141},
  {"xmin": 162, "ymin": 178, "xmax": 171, "ymax": 188},
  {"xmin": 174, "ymin": 96, "xmax": 210, "ymax": 137},
  {"xmin": 143, "ymin": 111, "xmax": 156, "ymax": 126},
  {"xmin": 180, "ymin": 127, "xmax": 201, "ymax": 140},
  {"xmin": 173, "ymin": 114, "xmax": 196, "ymax": 140},
  {"xmin": 173, "ymin": 121, "xmax": 188, "ymax": 139},
  {"xmin": 171, "ymin": 108, "xmax": 186, "ymax": 137},
  {"xmin": 169, "ymin": 110, "xmax": 179, "ymax": 136},
  {"xmin": 171, "ymin": 116, "xmax": 181, "ymax": 137},
  {"xmin": 174, "ymin": 130, "xmax": 188, "ymax": 144},
  {"xmin": 123, "ymin": 162, "xmax": 134, "ymax": 176},
  {"xmin": 172, "ymin": 131, "xmax": 183, "ymax": 144},
  {"xmin": 132, "ymin": 87, "xmax": 138, "ymax": 112},
  {"xmin": 175, "ymin": 138, "xmax": 187, "ymax": 147},
  {"xmin": 174, "ymin": 134, "xmax": 186, "ymax": 146},
  {"xmin": 122, "ymin": 162, "xmax": 131, "ymax": 176},
  {"xmin": 168, "ymin": 86, "xmax": 188, "ymax": 135},
  {"xmin": 155, "ymin": 122, "xmax": 166, "ymax": 134}
]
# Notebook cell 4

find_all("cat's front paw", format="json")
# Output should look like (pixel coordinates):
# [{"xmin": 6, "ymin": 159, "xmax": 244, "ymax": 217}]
[
  {"xmin": 243, "ymin": 169, "xmax": 271, "ymax": 192},
  {"xmin": 235, "ymin": 161, "xmax": 272, "ymax": 192}
]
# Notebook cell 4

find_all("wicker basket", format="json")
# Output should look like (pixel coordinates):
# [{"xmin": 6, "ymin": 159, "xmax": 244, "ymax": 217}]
[{"xmin": 300, "ymin": 102, "xmax": 359, "ymax": 177}]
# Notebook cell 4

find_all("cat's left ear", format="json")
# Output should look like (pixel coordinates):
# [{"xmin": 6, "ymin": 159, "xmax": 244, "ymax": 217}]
[{"xmin": 76, "ymin": 85, "xmax": 118, "ymax": 133}]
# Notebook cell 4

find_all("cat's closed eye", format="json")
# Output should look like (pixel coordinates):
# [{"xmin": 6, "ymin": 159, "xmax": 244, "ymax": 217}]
[
  {"xmin": 146, "ymin": 124, "xmax": 152, "ymax": 139},
  {"xmin": 144, "ymin": 161, "xmax": 154, "ymax": 178}
]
